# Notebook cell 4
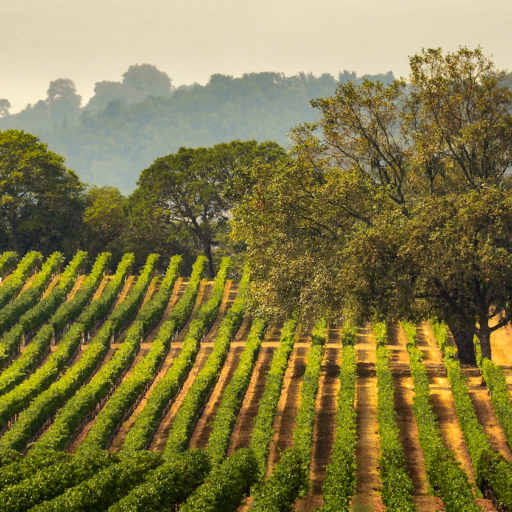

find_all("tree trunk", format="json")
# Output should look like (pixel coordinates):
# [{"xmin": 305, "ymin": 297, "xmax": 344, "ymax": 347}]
[
  {"xmin": 477, "ymin": 330, "xmax": 492, "ymax": 361},
  {"xmin": 445, "ymin": 319, "xmax": 477, "ymax": 365},
  {"xmin": 202, "ymin": 240, "xmax": 215, "ymax": 278}
]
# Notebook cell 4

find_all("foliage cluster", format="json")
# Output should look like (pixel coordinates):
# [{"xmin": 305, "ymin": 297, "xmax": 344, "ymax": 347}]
[
  {"xmin": 252, "ymin": 317, "xmax": 326, "ymax": 512},
  {"xmin": 0, "ymin": 450, "xmax": 116, "ymax": 511},
  {"xmin": 180, "ymin": 447, "xmax": 258, "ymax": 512},
  {"xmin": 0, "ymin": 252, "xmax": 42, "ymax": 310},
  {"xmin": 321, "ymin": 324, "xmax": 357, "ymax": 511},
  {"xmin": 108, "ymin": 450, "xmax": 210, "ymax": 512},
  {"xmin": 234, "ymin": 47, "xmax": 512, "ymax": 365},
  {"xmin": 0, "ymin": 253, "xmax": 17, "ymax": 279},
  {"xmin": 32, "ymin": 450, "xmax": 163, "ymax": 511},
  {"xmin": 121, "ymin": 256, "xmax": 227, "ymax": 453},
  {"xmin": 0, "ymin": 131, "xmax": 84, "ymax": 256},
  {"xmin": 164, "ymin": 265, "xmax": 249, "ymax": 458},
  {"xmin": 0, "ymin": 449, "xmax": 71, "ymax": 491},
  {"xmin": 402, "ymin": 323, "xmax": 480, "ymax": 511}
]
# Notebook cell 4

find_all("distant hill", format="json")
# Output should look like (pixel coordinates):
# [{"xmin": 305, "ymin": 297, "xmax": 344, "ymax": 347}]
[{"xmin": 0, "ymin": 66, "xmax": 395, "ymax": 194}]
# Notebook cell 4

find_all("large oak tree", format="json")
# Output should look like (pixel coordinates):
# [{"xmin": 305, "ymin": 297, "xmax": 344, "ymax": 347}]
[{"xmin": 234, "ymin": 47, "xmax": 512, "ymax": 363}]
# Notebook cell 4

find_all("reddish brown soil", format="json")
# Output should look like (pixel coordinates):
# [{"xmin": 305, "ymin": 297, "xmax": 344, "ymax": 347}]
[
  {"xmin": 388, "ymin": 325, "xmax": 442, "ymax": 511},
  {"xmin": 189, "ymin": 316, "xmax": 252, "ymax": 450},
  {"xmin": 295, "ymin": 324, "xmax": 342, "ymax": 512},
  {"xmin": 417, "ymin": 324, "xmax": 480, "ymax": 497},
  {"xmin": 265, "ymin": 325, "xmax": 310, "ymax": 479},
  {"xmin": 41, "ymin": 274, "xmax": 61, "ymax": 298},
  {"xmin": 351, "ymin": 326, "xmax": 385, "ymax": 512},
  {"xmin": 465, "ymin": 370, "xmax": 512, "ymax": 462},
  {"xmin": 489, "ymin": 324, "xmax": 512, "ymax": 396},
  {"xmin": 227, "ymin": 324, "xmax": 282, "ymax": 456},
  {"xmin": 149, "ymin": 281, "xmax": 234, "ymax": 453},
  {"xmin": 19, "ymin": 274, "xmax": 37, "ymax": 294},
  {"xmin": 66, "ymin": 274, "xmax": 86, "ymax": 301}
]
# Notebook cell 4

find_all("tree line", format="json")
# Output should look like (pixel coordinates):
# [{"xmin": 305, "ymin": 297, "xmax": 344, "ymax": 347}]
[
  {"xmin": 0, "ymin": 131, "xmax": 283, "ymax": 278},
  {"xmin": 0, "ymin": 66, "xmax": 394, "ymax": 194}
]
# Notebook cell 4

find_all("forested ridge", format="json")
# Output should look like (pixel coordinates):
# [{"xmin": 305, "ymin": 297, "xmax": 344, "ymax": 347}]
[{"xmin": 0, "ymin": 67, "xmax": 394, "ymax": 193}]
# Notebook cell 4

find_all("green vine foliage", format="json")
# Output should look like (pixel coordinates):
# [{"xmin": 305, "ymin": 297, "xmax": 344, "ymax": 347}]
[
  {"xmin": 180, "ymin": 448, "xmax": 258, "ymax": 512},
  {"xmin": 0, "ymin": 254, "xmax": 137, "ymax": 452},
  {"xmin": 0, "ymin": 252, "xmax": 64, "ymax": 337},
  {"xmin": 402, "ymin": 323, "xmax": 480, "ymax": 512},
  {"xmin": 321, "ymin": 323, "xmax": 357, "ymax": 512},
  {"xmin": 249, "ymin": 318, "xmax": 297, "ymax": 480},
  {"xmin": 252, "ymin": 317, "xmax": 326, "ymax": 512},
  {"xmin": 164, "ymin": 264, "xmax": 248, "ymax": 458},
  {"xmin": 0, "ymin": 253, "xmax": 17, "ymax": 280},
  {"xmin": 431, "ymin": 320, "xmax": 512, "ymax": 509},
  {"xmin": 206, "ymin": 316, "xmax": 269, "ymax": 465},
  {"xmin": 32, "ymin": 450, "xmax": 163, "ymax": 512},
  {"xmin": 0, "ymin": 449, "xmax": 71, "ymax": 492},
  {"xmin": 18, "ymin": 251, "xmax": 88, "ymax": 335},
  {"xmin": 77, "ymin": 253, "xmax": 135, "ymax": 335},
  {"xmin": 0, "ymin": 251, "xmax": 42, "ymax": 311},
  {"xmin": 374, "ymin": 322, "xmax": 417, "ymax": 511},
  {"xmin": 0, "ymin": 450, "xmax": 117, "ymax": 511},
  {"xmin": 121, "ymin": 257, "xmax": 228, "ymax": 454},
  {"xmin": 0, "ymin": 251, "xmax": 88, "ymax": 378},
  {"xmin": 35, "ymin": 254, "xmax": 159, "ymax": 452},
  {"xmin": 108, "ymin": 450, "xmax": 210, "ymax": 512},
  {"xmin": 481, "ymin": 358, "xmax": 512, "ymax": 450},
  {"xmin": 50, "ymin": 252, "xmax": 111, "ymax": 334},
  {"xmin": 76, "ymin": 256, "xmax": 182, "ymax": 452}
]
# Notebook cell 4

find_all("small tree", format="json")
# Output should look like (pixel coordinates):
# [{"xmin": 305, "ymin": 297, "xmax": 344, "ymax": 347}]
[
  {"xmin": 82, "ymin": 186, "xmax": 128, "ymax": 265},
  {"xmin": 0, "ymin": 130, "xmax": 85, "ymax": 256},
  {"xmin": 134, "ymin": 140, "xmax": 285, "ymax": 277}
]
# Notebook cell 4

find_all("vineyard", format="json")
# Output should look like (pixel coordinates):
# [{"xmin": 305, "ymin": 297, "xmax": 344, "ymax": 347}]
[{"xmin": 0, "ymin": 251, "xmax": 511, "ymax": 511}]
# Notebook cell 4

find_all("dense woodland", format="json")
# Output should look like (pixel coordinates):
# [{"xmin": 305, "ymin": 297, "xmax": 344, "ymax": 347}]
[{"xmin": 0, "ymin": 66, "xmax": 394, "ymax": 193}]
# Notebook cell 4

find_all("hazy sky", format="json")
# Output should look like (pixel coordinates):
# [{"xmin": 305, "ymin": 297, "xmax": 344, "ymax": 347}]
[{"xmin": 2, "ymin": 0, "xmax": 512, "ymax": 113}]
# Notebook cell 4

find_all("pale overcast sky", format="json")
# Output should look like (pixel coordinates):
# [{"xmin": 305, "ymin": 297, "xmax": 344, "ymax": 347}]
[{"xmin": 2, "ymin": 0, "xmax": 511, "ymax": 113}]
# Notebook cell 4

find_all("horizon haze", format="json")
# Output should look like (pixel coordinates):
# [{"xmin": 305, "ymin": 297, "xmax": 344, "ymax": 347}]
[{"xmin": 2, "ymin": 0, "xmax": 512, "ymax": 113}]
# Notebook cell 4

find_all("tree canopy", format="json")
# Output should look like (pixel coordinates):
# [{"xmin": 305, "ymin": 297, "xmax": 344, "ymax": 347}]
[
  {"xmin": 133, "ymin": 140, "xmax": 286, "ymax": 277},
  {"xmin": 234, "ymin": 47, "xmax": 512, "ymax": 363},
  {"xmin": 0, "ymin": 68, "xmax": 394, "ymax": 193},
  {"xmin": 0, "ymin": 130, "xmax": 85, "ymax": 257}
]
